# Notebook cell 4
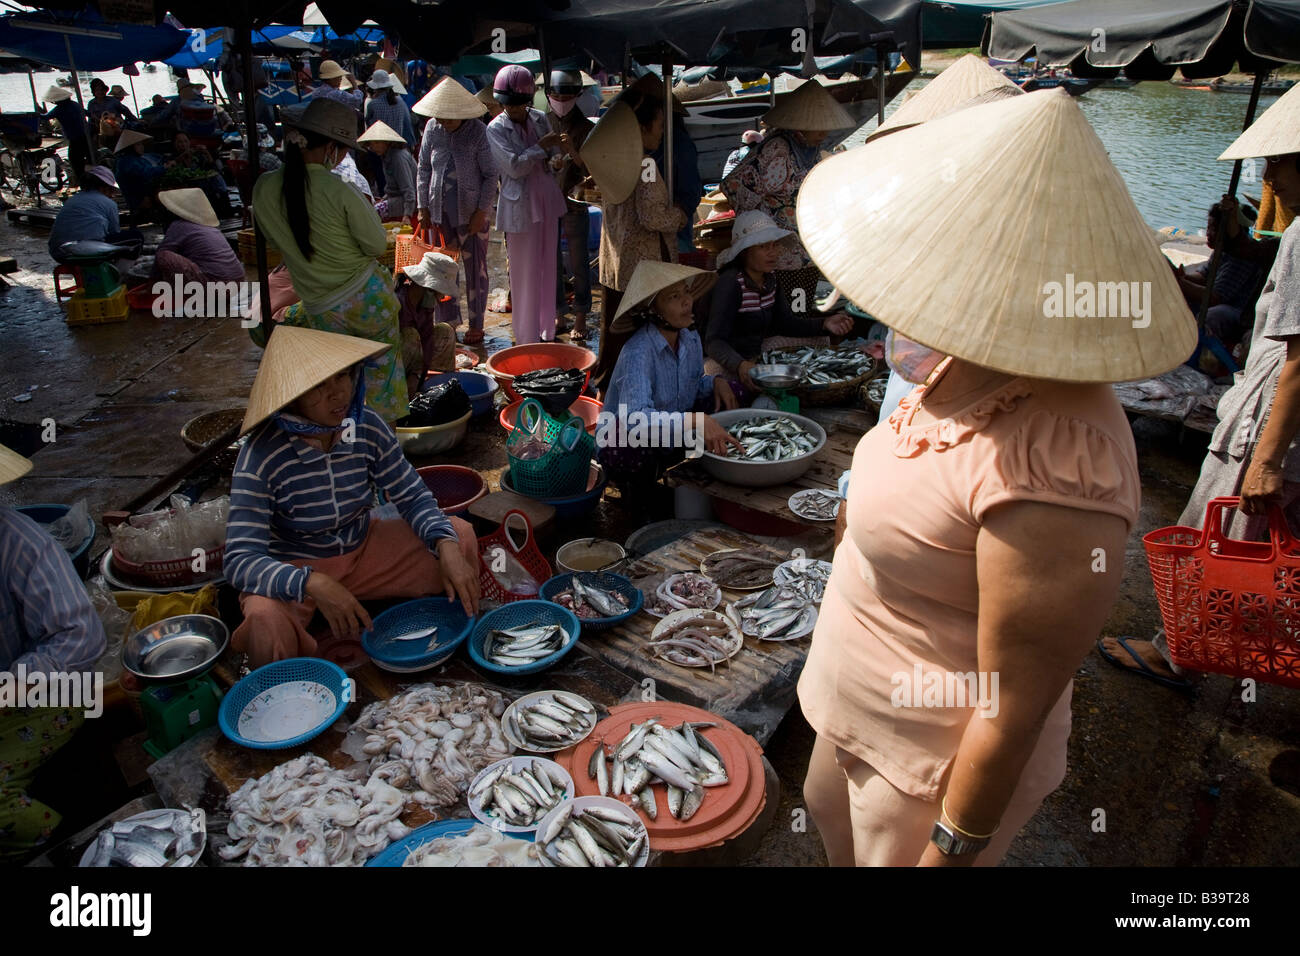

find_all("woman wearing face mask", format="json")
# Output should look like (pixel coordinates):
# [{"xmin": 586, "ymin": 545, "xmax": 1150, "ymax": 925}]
[
  {"xmin": 546, "ymin": 69, "xmax": 596, "ymax": 341},
  {"xmin": 721, "ymin": 79, "xmax": 855, "ymax": 310},
  {"xmin": 597, "ymin": 261, "xmax": 741, "ymax": 495},
  {"xmin": 486, "ymin": 64, "xmax": 574, "ymax": 344},
  {"xmin": 252, "ymin": 99, "xmax": 409, "ymax": 425}
]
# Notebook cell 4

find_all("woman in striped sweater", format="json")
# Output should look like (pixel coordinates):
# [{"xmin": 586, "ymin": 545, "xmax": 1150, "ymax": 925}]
[{"xmin": 224, "ymin": 326, "xmax": 480, "ymax": 668}]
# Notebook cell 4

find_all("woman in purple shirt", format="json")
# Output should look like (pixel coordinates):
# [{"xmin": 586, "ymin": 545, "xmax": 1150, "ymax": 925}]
[{"xmin": 151, "ymin": 188, "xmax": 244, "ymax": 286}]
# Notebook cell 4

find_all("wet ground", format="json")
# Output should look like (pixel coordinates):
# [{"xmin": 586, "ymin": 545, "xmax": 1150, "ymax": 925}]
[{"xmin": 2, "ymin": 204, "xmax": 1297, "ymax": 867}]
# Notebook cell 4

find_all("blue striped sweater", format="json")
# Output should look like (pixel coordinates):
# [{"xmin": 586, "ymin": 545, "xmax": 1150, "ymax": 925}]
[{"xmin": 224, "ymin": 408, "xmax": 457, "ymax": 602}]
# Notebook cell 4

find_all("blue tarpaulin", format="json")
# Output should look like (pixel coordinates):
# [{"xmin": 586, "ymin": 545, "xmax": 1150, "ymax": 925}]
[{"xmin": 0, "ymin": 8, "xmax": 188, "ymax": 72}]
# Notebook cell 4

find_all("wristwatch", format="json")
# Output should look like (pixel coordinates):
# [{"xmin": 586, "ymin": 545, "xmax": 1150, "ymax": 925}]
[{"xmin": 930, "ymin": 818, "xmax": 990, "ymax": 856}]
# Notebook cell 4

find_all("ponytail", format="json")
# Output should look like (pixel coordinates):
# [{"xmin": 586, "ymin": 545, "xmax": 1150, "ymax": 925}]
[
  {"xmin": 386, "ymin": 89, "xmax": 397, "ymax": 106},
  {"xmin": 282, "ymin": 127, "xmax": 333, "ymax": 259}
]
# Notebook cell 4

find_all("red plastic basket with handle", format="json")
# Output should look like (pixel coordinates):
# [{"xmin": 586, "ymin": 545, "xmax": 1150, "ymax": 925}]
[
  {"xmin": 1143, "ymin": 496, "xmax": 1300, "ymax": 688},
  {"xmin": 393, "ymin": 226, "xmax": 458, "ymax": 277},
  {"xmin": 477, "ymin": 509, "xmax": 552, "ymax": 605}
]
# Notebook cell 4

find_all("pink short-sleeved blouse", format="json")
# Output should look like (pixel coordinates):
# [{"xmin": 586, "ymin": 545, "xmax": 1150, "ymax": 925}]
[{"xmin": 797, "ymin": 362, "xmax": 1141, "ymax": 800}]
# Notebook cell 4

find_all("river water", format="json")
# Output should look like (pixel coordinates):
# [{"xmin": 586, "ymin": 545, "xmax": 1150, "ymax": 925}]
[{"xmin": 2, "ymin": 66, "xmax": 1280, "ymax": 233}]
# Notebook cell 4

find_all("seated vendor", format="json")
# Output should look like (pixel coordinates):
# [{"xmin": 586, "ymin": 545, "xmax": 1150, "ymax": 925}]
[
  {"xmin": 597, "ymin": 261, "xmax": 741, "ymax": 493},
  {"xmin": 46, "ymin": 165, "xmax": 142, "ymax": 263},
  {"xmin": 0, "ymin": 443, "xmax": 106, "ymax": 862},
  {"xmin": 113, "ymin": 129, "xmax": 165, "ymax": 215},
  {"xmin": 398, "ymin": 252, "xmax": 460, "ymax": 395},
  {"xmin": 151, "ymin": 187, "xmax": 244, "ymax": 285},
  {"xmin": 160, "ymin": 131, "xmax": 233, "ymax": 219},
  {"xmin": 1175, "ymin": 198, "xmax": 1266, "ymax": 353},
  {"xmin": 359, "ymin": 120, "xmax": 418, "ymax": 222},
  {"xmin": 705, "ymin": 210, "xmax": 853, "ymax": 392},
  {"xmin": 224, "ymin": 326, "xmax": 480, "ymax": 668}
]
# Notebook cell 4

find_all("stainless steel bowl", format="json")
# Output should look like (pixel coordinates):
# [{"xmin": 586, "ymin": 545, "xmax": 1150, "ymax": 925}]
[
  {"xmin": 749, "ymin": 363, "xmax": 805, "ymax": 391},
  {"xmin": 122, "ymin": 614, "xmax": 228, "ymax": 682},
  {"xmin": 699, "ymin": 409, "xmax": 828, "ymax": 488}
]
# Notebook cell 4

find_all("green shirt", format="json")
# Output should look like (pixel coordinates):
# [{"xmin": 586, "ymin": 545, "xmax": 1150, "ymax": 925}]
[{"xmin": 252, "ymin": 163, "xmax": 388, "ymax": 313}]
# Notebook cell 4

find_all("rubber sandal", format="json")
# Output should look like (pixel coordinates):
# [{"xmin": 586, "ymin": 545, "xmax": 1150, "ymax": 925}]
[{"xmin": 1096, "ymin": 636, "xmax": 1195, "ymax": 693}]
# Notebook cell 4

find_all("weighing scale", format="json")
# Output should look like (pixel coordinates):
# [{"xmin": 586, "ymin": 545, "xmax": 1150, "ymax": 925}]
[
  {"xmin": 56, "ymin": 239, "xmax": 139, "ymax": 298},
  {"xmin": 122, "ymin": 614, "xmax": 227, "ymax": 759},
  {"xmin": 748, "ymin": 363, "xmax": 805, "ymax": 413},
  {"xmin": 141, "ymin": 676, "xmax": 223, "ymax": 759}
]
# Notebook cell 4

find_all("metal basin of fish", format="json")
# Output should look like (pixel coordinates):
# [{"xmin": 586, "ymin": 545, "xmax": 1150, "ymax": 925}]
[
  {"xmin": 699, "ymin": 409, "xmax": 827, "ymax": 488},
  {"xmin": 748, "ymin": 363, "xmax": 806, "ymax": 391},
  {"xmin": 79, "ymin": 807, "xmax": 207, "ymax": 867},
  {"xmin": 122, "ymin": 614, "xmax": 228, "ymax": 683}
]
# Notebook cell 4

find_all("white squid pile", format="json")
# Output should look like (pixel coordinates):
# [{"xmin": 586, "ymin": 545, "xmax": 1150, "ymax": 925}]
[
  {"xmin": 220, "ymin": 683, "xmax": 514, "ymax": 866},
  {"xmin": 220, "ymin": 754, "xmax": 411, "ymax": 867}
]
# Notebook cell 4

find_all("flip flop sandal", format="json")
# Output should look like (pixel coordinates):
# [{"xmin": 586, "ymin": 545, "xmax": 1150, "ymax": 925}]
[{"xmin": 1096, "ymin": 636, "xmax": 1195, "ymax": 693}]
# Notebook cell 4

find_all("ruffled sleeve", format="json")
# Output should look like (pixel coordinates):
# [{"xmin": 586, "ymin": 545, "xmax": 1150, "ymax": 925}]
[{"xmin": 972, "ymin": 409, "xmax": 1140, "ymax": 528}]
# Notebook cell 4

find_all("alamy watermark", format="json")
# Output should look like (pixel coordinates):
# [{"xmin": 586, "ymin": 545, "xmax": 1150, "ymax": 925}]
[
  {"xmin": 594, "ymin": 404, "xmax": 704, "ymax": 457},
  {"xmin": 152, "ymin": 277, "xmax": 259, "ymax": 326},
  {"xmin": 891, "ymin": 664, "xmax": 1000, "ymax": 718},
  {"xmin": 0, "ymin": 666, "xmax": 103, "ymax": 719},
  {"xmin": 1041, "ymin": 273, "xmax": 1151, "ymax": 329}
]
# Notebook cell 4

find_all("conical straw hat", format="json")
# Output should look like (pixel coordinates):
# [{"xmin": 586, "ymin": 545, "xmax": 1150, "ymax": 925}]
[
  {"xmin": 413, "ymin": 76, "xmax": 487, "ymax": 120},
  {"xmin": 762, "ymin": 79, "xmax": 855, "ymax": 131},
  {"xmin": 44, "ymin": 85, "xmax": 72, "ymax": 103},
  {"xmin": 580, "ymin": 102, "xmax": 643, "ymax": 205},
  {"xmin": 358, "ymin": 120, "xmax": 406, "ymax": 144},
  {"xmin": 159, "ymin": 187, "xmax": 218, "ymax": 227},
  {"xmin": 114, "ymin": 129, "xmax": 152, "ymax": 153},
  {"xmin": 1219, "ymin": 82, "xmax": 1300, "ymax": 160},
  {"xmin": 869, "ymin": 53, "xmax": 1022, "ymax": 141},
  {"xmin": 0, "ymin": 443, "xmax": 33, "ymax": 486},
  {"xmin": 611, "ymin": 261, "xmax": 718, "ymax": 332},
  {"xmin": 797, "ymin": 89, "xmax": 1195, "ymax": 383},
  {"xmin": 241, "ymin": 326, "xmax": 389, "ymax": 436}
]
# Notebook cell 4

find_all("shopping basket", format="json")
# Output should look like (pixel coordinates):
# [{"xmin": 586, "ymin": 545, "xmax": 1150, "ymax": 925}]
[
  {"xmin": 1143, "ymin": 496, "xmax": 1300, "ymax": 688},
  {"xmin": 478, "ymin": 509, "xmax": 552, "ymax": 604},
  {"xmin": 392, "ymin": 225, "xmax": 458, "ymax": 277},
  {"xmin": 506, "ymin": 398, "xmax": 594, "ymax": 498}
]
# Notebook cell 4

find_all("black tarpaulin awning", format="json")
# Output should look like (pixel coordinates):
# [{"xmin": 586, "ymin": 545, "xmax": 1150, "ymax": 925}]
[{"xmin": 984, "ymin": 0, "xmax": 1300, "ymax": 78}]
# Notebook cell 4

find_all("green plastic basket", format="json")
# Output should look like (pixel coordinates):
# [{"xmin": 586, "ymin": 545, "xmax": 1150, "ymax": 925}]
[{"xmin": 507, "ymin": 399, "xmax": 595, "ymax": 498}]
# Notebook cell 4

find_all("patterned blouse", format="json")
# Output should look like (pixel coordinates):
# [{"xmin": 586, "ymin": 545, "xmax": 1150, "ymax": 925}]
[
  {"xmin": 721, "ymin": 129, "xmax": 825, "ymax": 271},
  {"xmin": 598, "ymin": 171, "xmax": 686, "ymax": 292}
]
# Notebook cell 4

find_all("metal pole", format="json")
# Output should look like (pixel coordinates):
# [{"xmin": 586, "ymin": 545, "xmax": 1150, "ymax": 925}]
[
  {"xmin": 240, "ymin": 21, "xmax": 273, "ymax": 336},
  {"xmin": 127, "ymin": 74, "xmax": 140, "ymax": 115},
  {"xmin": 663, "ymin": 55, "xmax": 673, "ymax": 215},
  {"xmin": 28, "ymin": 68, "xmax": 39, "ymax": 111},
  {"xmin": 62, "ymin": 34, "xmax": 94, "ymax": 164},
  {"xmin": 1194, "ymin": 70, "xmax": 1267, "ymax": 339}
]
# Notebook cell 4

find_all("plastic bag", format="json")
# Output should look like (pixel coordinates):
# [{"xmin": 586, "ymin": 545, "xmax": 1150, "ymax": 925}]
[
  {"xmin": 513, "ymin": 367, "xmax": 585, "ymax": 417},
  {"xmin": 47, "ymin": 499, "xmax": 90, "ymax": 553},
  {"xmin": 86, "ymin": 577, "xmax": 129, "ymax": 683},
  {"xmin": 486, "ymin": 547, "xmax": 540, "ymax": 597},
  {"xmin": 399, "ymin": 378, "xmax": 472, "ymax": 427},
  {"xmin": 110, "ymin": 494, "xmax": 229, "ymax": 564}
]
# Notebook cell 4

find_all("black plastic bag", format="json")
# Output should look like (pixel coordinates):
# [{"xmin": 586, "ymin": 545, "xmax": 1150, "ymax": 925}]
[
  {"xmin": 513, "ymin": 367, "xmax": 585, "ymax": 417},
  {"xmin": 399, "ymin": 378, "xmax": 472, "ymax": 427}
]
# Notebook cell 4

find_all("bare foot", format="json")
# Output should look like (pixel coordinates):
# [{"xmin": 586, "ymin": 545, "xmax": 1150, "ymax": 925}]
[{"xmin": 1099, "ymin": 636, "xmax": 1179, "ymax": 680}]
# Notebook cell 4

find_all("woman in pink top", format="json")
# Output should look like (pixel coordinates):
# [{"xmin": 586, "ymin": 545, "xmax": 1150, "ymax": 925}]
[{"xmin": 792, "ymin": 89, "xmax": 1196, "ymax": 866}]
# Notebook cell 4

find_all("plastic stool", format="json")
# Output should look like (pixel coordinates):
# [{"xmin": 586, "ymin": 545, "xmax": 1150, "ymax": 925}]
[{"xmin": 53, "ymin": 264, "xmax": 81, "ymax": 303}]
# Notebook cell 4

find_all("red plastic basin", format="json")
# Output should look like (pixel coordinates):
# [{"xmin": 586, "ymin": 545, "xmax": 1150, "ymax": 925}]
[
  {"xmin": 416, "ymin": 465, "xmax": 488, "ymax": 517},
  {"xmin": 498, "ymin": 396, "xmax": 602, "ymax": 436},
  {"xmin": 485, "ymin": 343, "xmax": 597, "ymax": 401}
]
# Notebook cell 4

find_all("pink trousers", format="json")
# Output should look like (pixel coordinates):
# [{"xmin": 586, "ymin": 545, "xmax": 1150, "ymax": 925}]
[
  {"xmin": 232, "ymin": 517, "xmax": 477, "ymax": 668},
  {"xmin": 506, "ymin": 223, "xmax": 558, "ymax": 343}
]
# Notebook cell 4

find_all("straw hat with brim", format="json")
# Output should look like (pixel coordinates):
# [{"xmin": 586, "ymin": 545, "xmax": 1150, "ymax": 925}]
[
  {"xmin": 367, "ymin": 70, "xmax": 407, "ymax": 95},
  {"xmin": 762, "ymin": 80, "xmax": 855, "ymax": 132},
  {"xmin": 869, "ymin": 53, "xmax": 1022, "ymax": 141},
  {"xmin": 44, "ymin": 85, "xmax": 72, "ymax": 103},
  {"xmin": 114, "ymin": 130, "xmax": 152, "ymax": 153},
  {"xmin": 109, "ymin": 85, "xmax": 129, "ymax": 99},
  {"xmin": 282, "ymin": 99, "xmax": 360, "ymax": 150},
  {"xmin": 241, "ymin": 327, "xmax": 389, "ymax": 436},
  {"xmin": 611, "ymin": 261, "xmax": 718, "ymax": 334},
  {"xmin": 717, "ymin": 210, "xmax": 795, "ymax": 269},
  {"xmin": 414, "ymin": 76, "xmax": 487, "ymax": 120},
  {"xmin": 1219, "ymin": 82, "xmax": 1300, "ymax": 160},
  {"xmin": 178, "ymin": 82, "xmax": 206, "ymax": 94},
  {"xmin": 580, "ymin": 102, "xmax": 643, "ymax": 206},
  {"xmin": 796, "ymin": 89, "xmax": 1195, "ymax": 384},
  {"xmin": 84, "ymin": 165, "xmax": 118, "ymax": 189},
  {"xmin": 476, "ymin": 87, "xmax": 503, "ymax": 112},
  {"xmin": 159, "ymin": 188, "xmax": 218, "ymax": 228},
  {"xmin": 319, "ymin": 60, "xmax": 347, "ymax": 81},
  {"xmin": 404, "ymin": 251, "xmax": 459, "ymax": 297},
  {"xmin": 0, "ymin": 443, "xmax": 33, "ymax": 486},
  {"xmin": 358, "ymin": 120, "xmax": 406, "ymax": 145}
]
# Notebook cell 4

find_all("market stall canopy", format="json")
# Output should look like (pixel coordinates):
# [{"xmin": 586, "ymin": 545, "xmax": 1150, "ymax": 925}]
[
  {"xmin": 983, "ymin": 0, "xmax": 1300, "ymax": 78},
  {"xmin": 467, "ymin": 0, "xmax": 924, "ymax": 74},
  {"xmin": 920, "ymin": 0, "xmax": 1069, "ymax": 49},
  {"xmin": 0, "ymin": 8, "xmax": 188, "ymax": 71},
  {"xmin": 164, "ymin": 26, "xmax": 221, "ymax": 69}
]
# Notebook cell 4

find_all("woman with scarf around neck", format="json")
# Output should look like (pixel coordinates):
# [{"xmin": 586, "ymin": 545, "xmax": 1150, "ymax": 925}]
[
  {"xmin": 721, "ymin": 80, "xmax": 854, "ymax": 309},
  {"xmin": 252, "ymin": 99, "xmax": 408, "ymax": 424},
  {"xmin": 224, "ymin": 327, "xmax": 480, "ymax": 669},
  {"xmin": 486, "ymin": 64, "xmax": 573, "ymax": 344}
]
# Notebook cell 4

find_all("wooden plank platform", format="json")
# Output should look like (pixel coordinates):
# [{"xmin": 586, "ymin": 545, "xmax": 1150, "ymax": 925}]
[
  {"xmin": 575, "ymin": 526, "xmax": 829, "ymax": 744},
  {"xmin": 663, "ymin": 427, "xmax": 859, "ymax": 531}
]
